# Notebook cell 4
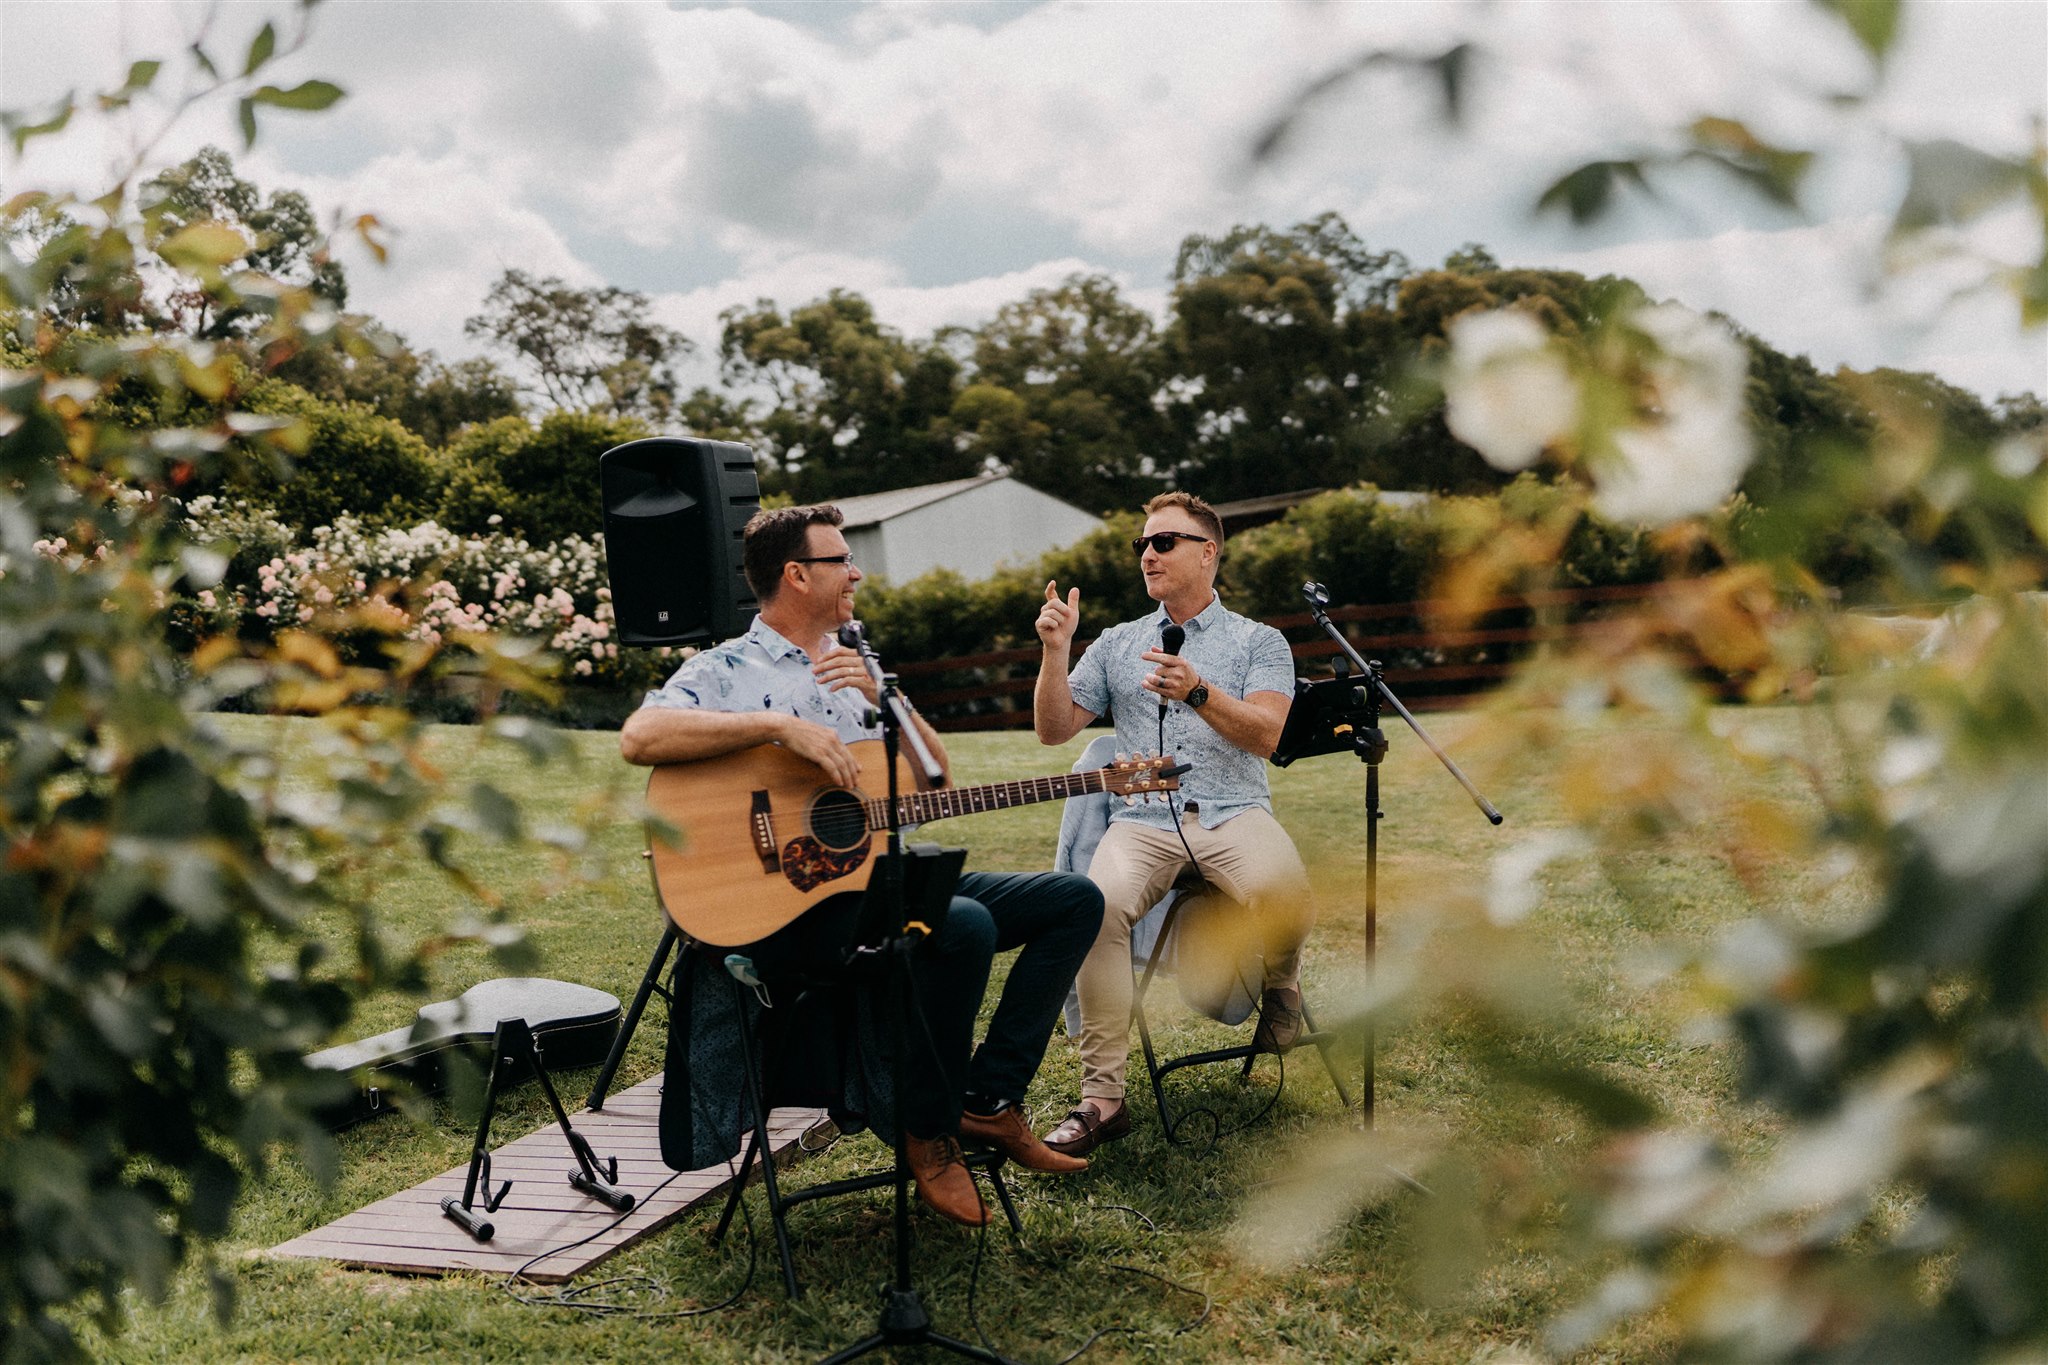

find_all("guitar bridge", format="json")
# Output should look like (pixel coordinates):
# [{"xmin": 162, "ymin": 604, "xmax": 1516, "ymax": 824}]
[{"xmin": 750, "ymin": 790, "xmax": 779, "ymax": 874}]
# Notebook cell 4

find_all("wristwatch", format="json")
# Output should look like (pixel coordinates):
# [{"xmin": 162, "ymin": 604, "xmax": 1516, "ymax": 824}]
[{"xmin": 1184, "ymin": 681, "xmax": 1210, "ymax": 709}]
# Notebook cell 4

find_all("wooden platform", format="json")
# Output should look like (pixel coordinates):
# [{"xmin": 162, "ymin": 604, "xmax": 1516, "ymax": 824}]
[{"xmin": 267, "ymin": 1074, "xmax": 829, "ymax": 1282}]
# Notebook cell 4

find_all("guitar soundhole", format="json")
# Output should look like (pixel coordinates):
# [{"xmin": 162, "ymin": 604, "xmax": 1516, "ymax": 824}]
[{"xmin": 809, "ymin": 789, "xmax": 868, "ymax": 851}]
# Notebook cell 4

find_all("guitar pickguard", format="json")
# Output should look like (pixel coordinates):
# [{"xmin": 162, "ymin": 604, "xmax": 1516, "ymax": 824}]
[{"xmin": 780, "ymin": 835, "xmax": 871, "ymax": 892}]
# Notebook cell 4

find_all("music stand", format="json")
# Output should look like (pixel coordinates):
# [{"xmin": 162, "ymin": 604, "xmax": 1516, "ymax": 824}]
[{"xmin": 1273, "ymin": 581, "xmax": 1504, "ymax": 1125}]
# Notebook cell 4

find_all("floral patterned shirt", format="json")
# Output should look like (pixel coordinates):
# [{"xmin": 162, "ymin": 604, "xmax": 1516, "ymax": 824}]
[{"xmin": 640, "ymin": 615, "xmax": 880, "ymax": 744}]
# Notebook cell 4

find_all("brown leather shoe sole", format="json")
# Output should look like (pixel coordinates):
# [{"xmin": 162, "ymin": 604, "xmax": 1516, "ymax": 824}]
[
  {"xmin": 913, "ymin": 1177, "xmax": 990, "ymax": 1227},
  {"xmin": 1041, "ymin": 1103, "xmax": 1132, "ymax": 1157},
  {"xmin": 960, "ymin": 1108, "xmax": 1088, "ymax": 1174}
]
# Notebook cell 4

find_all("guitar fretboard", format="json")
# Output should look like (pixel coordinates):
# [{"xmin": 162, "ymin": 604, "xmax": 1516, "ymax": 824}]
[{"xmin": 862, "ymin": 769, "xmax": 1117, "ymax": 827}]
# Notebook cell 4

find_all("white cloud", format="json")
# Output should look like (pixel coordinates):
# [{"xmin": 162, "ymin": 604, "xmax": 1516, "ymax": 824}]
[
  {"xmin": 2, "ymin": 0, "xmax": 2041, "ymax": 402},
  {"xmin": 303, "ymin": 152, "xmax": 598, "ymax": 357},
  {"xmin": 1540, "ymin": 208, "xmax": 2047, "ymax": 398}
]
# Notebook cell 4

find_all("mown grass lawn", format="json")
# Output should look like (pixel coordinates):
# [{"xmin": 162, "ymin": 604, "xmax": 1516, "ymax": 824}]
[{"xmin": 95, "ymin": 705, "xmax": 1848, "ymax": 1363}]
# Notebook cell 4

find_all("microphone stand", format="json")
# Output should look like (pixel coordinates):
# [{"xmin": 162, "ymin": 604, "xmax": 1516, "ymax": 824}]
[
  {"xmin": 821, "ymin": 622, "xmax": 1008, "ymax": 1365},
  {"xmin": 1273, "ymin": 582, "xmax": 1502, "ymax": 1128}
]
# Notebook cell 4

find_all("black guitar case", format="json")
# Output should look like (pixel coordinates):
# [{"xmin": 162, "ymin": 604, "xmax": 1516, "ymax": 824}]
[{"xmin": 306, "ymin": 977, "xmax": 622, "ymax": 1130}]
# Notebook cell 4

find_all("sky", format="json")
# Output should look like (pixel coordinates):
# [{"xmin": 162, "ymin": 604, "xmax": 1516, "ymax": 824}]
[{"xmin": 4, "ymin": 0, "xmax": 2045, "ymax": 402}]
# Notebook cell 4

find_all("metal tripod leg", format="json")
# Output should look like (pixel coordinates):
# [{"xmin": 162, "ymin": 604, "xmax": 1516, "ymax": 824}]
[{"xmin": 587, "ymin": 920, "xmax": 680, "ymax": 1112}]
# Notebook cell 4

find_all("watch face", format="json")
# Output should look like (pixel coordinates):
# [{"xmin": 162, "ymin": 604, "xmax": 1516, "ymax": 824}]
[{"xmin": 1186, "ymin": 684, "xmax": 1209, "ymax": 709}]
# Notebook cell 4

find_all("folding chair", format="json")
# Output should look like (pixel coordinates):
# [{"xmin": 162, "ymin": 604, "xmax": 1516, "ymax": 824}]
[
  {"xmin": 703, "ymin": 955, "xmax": 1025, "ymax": 1299},
  {"xmin": 630, "ymin": 857, "xmax": 1023, "ymax": 1301},
  {"xmin": 1057, "ymin": 735, "xmax": 1353, "ymax": 1144}
]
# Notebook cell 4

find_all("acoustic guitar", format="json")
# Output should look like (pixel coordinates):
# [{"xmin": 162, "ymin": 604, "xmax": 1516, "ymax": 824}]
[{"xmin": 646, "ymin": 738, "xmax": 1181, "ymax": 946}]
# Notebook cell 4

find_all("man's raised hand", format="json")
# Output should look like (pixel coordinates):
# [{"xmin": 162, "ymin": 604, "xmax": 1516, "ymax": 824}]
[{"xmin": 1036, "ymin": 580, "xmax": 1081, "ymax": 652}]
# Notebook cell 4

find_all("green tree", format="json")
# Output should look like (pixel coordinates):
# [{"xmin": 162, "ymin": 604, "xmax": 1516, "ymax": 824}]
[
  {"xmin": 463, "ymin": 268, "xmax": 692, "ymax": 420},
  {"xmin": 433, "ymin": 409, "xmax": 648, "ymax": 541},
  {"xmin": 140, "ymin": 145, "xmax": 347, "ymax": 340},
  {"xmin": 273, "ymin": 325, "xmax": 520, "ymax": 448},
  {"xmin": 953, "ymin": 272, "xmax": 1170, "ymax": 513},
  {"xmin": 719, "ymin": 289, "xmax": 970, "ymax": 499},
  {"xmin": 233, "ymin": 381, "xmax": 437, "ymax": 532},
  {"xmin": 1161, "ymin": 212, "xmax": 1408, "ymax": 500}
]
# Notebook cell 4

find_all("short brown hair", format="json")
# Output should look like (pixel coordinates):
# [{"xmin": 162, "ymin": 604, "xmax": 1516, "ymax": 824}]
[
  {"xmin": 1145, "ymin": 491, "xmax": 1224, "ymax": 546},
  {"xmin": 742, "ymin": 504, "xmax": 844, "ymax": 603}
]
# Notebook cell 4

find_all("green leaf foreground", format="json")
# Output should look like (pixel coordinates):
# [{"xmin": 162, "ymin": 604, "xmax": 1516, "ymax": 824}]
[
  {"xmin": 0, "ymin": 18, "xmax": 595, "ymax": 1364},
  {"xmin": 1818, "ymin": 0, "xmax": 1905, "ymax": 64}
]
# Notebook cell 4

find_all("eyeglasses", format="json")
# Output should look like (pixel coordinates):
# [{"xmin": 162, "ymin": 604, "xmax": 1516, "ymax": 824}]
[
  {"xmin": 1131, "ymin": 531, "xmax": 1211, "ymax": 557},
  {"xmin": 790, "ymin": 553, "xmax": 856, "ymax": 569}
]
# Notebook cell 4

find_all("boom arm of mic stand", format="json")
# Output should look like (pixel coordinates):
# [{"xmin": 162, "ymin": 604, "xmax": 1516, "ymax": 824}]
[
  {"xmin": 1309, "ymin": 606, "xmax": 1503, "ymax": 826},
  {"xmin": 846, "ymin": 629, "xmax": 948, "ymax": 790},
  {"xmin": 882, "ymin": 690, "xmax": 945, "ymax": 789}
]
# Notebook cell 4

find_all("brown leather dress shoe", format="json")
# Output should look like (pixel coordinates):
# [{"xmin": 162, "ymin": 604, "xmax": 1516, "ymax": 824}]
[
  {"xmin": 904, "ymin": 1133, "xmax": 989, "ymax": 1227},
  {"xmin": 960, "ymin": 1103, "xmax": 1088, "ymax": 1174},
  {"xmin": 1041, "ymin": 1102, "xmax": 1132, "ymax": 1157},
  {"xmin": 1254, "ymin": 986, "xmax": 1305, "ymax": 1053}
]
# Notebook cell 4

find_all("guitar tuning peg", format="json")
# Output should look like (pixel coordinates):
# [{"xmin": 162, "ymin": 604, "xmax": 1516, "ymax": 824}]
[{"xmin": 1123, "ymin": 794, "xmax": 1136, "ymax": 806}]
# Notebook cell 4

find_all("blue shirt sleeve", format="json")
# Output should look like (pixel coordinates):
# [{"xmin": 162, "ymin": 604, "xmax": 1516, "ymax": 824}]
[
  {"xmin": 640, "ymin": 650, "xmax": 727, "ymax": 711},
  {"xmin": 1244, "ymin": 623, "xmax": 1296, "ymax": 699},
  {"xmin": 1068, "ymin": 629, "xmax": 1112, "ymax": 718}
]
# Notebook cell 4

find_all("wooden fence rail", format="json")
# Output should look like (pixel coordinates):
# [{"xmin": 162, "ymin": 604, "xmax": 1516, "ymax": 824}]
[{"xmin": 894, "ymin": 581, "xmax": 1679, "ymax": 731}]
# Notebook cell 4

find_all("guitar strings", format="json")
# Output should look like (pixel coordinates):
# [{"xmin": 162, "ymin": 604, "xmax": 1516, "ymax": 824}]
[{"xmin": 753, "ymin": 765, "xmax": 1161, "ymax": 846}]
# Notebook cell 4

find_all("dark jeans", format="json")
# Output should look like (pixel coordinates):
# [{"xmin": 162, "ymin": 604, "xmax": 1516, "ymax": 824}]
[
  {"xmin": 955, "ymin": 870, "xmax": 1104, "ymax": 1109},
  {"xmin": 745, "ymin": 869, "xmax": 1101, "ymax": 1138}
]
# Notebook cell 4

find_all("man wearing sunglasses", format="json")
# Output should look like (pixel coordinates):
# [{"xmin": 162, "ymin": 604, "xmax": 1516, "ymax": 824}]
[
  {"xmin": 1030, "ymin": 491, "xmax": 1313, "ymax": 1156},
  {"xmin": 623, "ymin": 505, "xmax": 1104, "ymax": 1226}
]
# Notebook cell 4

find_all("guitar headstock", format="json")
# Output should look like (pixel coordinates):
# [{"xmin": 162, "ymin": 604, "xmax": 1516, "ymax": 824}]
[{"xmin": 1102, "ymin": 752, "xmax": 1185, "ymax": 801}]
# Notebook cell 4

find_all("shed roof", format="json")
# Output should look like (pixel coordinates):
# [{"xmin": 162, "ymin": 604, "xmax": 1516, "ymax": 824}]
[
  {"xmin": 832, "ymin": 474, "xmax": 1096, "ymax": 528},
  {"xmin": 833, "ymin": 475, "xmax": 999, "ymax": 528}
]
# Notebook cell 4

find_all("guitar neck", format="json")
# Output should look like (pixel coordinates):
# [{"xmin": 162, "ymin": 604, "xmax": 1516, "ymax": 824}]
[{"xmin": 870, "ymin": 769, "xmax": 1116, "ymax": 827}]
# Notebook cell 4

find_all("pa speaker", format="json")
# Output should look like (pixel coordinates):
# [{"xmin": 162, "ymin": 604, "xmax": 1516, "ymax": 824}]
[{"xmin": 599, "ymin": 436, "xmax": 760, "ymax": 648}]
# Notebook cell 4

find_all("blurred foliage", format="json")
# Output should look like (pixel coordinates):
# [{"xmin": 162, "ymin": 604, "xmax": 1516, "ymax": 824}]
[
  {"xmin": 0, "ymin": 15, "xmax": 608, "ymax": 1360},
  {"xmin": 139, "ymin": 145, "xmax": 345, "ymax": 341},
  {"xmin": 1232, "ymin": 2, "xmax": 2048, "ymax": 1361}
]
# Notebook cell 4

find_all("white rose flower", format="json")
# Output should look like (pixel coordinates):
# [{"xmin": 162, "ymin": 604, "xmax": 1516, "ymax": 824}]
[
  {"xmin": 1591, "ymin": 303, "xmax": 1754, "ymax": 526},
  {"xmin": 1443, "ymin": 308, "xmax": 1579, "ymax": 472}
]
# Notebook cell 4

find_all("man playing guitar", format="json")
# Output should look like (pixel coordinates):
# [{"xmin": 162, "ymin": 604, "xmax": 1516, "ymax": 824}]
[{"xmin": 620, "ymin": 504, "xmax": 1104, "ymax": 1225}]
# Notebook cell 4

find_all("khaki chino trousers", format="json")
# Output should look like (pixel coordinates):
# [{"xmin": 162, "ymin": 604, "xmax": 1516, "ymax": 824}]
[{"xmin": 1072, "ymin": 807, "xmax": 1313, "ymax": 1102}]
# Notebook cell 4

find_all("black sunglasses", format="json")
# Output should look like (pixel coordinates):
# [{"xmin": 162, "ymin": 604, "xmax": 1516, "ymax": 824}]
[
  {"xmin": 790, "ymin": 553, "xmax": 856, "ymax": 568},
  {"xmin": 1131, "ymin": 531, "xmax": 1211, "ymax": 556}
]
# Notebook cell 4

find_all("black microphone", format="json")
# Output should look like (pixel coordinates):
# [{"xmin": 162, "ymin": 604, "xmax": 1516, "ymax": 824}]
[
  {"xmin": 836, "ymin": 620, "xmax": 881, "ymax": 726},
  {"xmin": 1157, "ymin": 623, "xmax": 1185, "ymax": 714}
]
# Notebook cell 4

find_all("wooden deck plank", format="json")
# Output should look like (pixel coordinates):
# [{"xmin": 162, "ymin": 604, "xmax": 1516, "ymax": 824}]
[{"xmin": 263, "ymin": 1074, "xmax": 830, "ymax": 1284}]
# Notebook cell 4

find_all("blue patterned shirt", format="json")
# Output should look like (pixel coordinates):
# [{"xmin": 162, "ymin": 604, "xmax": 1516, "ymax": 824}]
[
  {"xmin": 640, "ymin": 615, "xmax": 880, "ymax": 743},
  {"xmin": 1067, "ymin": 592, "xmax": 1296, "ymax": 831}
]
